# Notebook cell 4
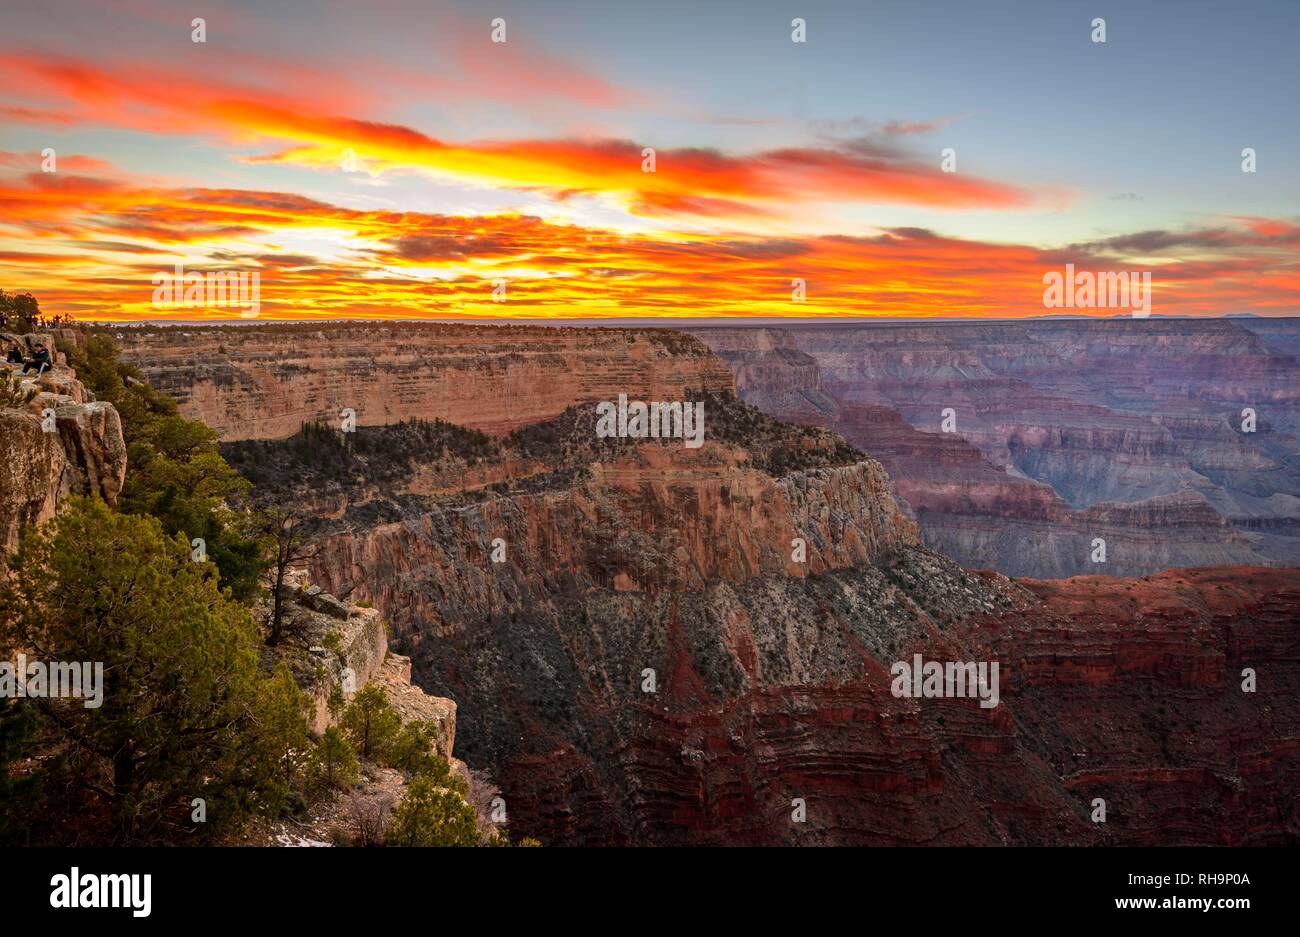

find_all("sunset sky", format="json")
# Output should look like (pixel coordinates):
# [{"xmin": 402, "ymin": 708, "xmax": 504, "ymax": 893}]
[{"xmin": 1, "ymin": 0, "xmax": 1297, "ymax": 321}]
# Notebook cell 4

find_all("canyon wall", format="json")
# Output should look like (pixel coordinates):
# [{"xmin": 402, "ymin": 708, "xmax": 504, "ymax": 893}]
[
  {"xmin": 112, "ymin": 319, "xmax": 1299, "ymax": 846},
  {"xmin": 296, "ymin": 419, "xmax": 1299, "ymax": 845},
  {"xmin": 120, "ymin": 316, "xmax": 1300, "ymax": 578},
  {"xmin": 692, "ymin": 319, "xmax": 1300, "ymax": 577},
  {"xmin": 116, "ymin": 323, "xmax": 733, "ymax": 440}
]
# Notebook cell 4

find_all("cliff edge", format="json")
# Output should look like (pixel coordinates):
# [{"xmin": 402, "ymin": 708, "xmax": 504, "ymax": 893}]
[{"xmin": 1, "ymin": 330, "xmax": 127, "ymax": 554}]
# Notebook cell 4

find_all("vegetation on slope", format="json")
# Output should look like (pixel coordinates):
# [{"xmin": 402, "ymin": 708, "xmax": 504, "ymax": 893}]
[
  {"xmin": 0, "ymin": 301, "xmax": 511, "ymax": 847},
  {"xmin": 60, "ymin": 331, "xmax": 266, "ymax": 602},
  {"xmin": 222, "ymin": 387, "xmax": 866, "ymax": 524}
]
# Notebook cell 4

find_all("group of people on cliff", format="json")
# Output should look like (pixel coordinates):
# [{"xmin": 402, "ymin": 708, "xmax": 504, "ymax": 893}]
[{"xmin": 4, "ymin": 339, "xmax": 51, "ymax": 376}]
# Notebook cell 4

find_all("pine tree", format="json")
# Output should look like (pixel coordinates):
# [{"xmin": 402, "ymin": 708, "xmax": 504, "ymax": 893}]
[
  {"xmin": 0, "ymin": 498, "xmax": 309, "ymax": 842},
  {"xmin": 340, "ymin": 685, "xmax": 401, "ymax": 763},
  {"xmin": 311, "ymin": 727, "xmax": 360, "ymax": 791},
  {"xmin": 388, "ymin": 720, "xmax": 444, "ymax": 776}
]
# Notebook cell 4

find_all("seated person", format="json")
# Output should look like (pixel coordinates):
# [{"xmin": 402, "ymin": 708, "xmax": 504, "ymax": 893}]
[
  {"xmin": 22, "ymin": 343, "xmax": 51, "ymax": 375},
  {"xmin": 5, "ymin": 341, "xmax": 23, "ymax": 364}
]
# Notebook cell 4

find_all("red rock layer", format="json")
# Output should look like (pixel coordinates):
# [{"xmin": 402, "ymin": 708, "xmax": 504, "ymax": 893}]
[
  {"xmin": 298, "ymin": 429, "xmax": 1299, "ymax": 845},
  {"xmin": 117, "ymin": 323, "xmax": 734, "ymax": 441},
  {"xmin": 493, "ymin": 566, "xmax": 1300, "ymax": 846}
]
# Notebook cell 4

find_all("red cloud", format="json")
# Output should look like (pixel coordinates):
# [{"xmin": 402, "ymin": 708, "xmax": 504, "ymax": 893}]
[
  {"xmin": 0, "ymin": 52, "xmax": 1046, "ymax": 224},
  {"xmin": 0, "ymin": 167, "xmax": 1292, "ymax": 321}
]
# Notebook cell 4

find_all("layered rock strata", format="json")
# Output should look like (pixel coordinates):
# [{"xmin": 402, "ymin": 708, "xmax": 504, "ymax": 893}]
[
  {"xmin": 132, "ymin": 321, "xmax": 1300, "ymax": 846},
  {"xmin": 117, "ymin": 323, "xmax": 733, "ymax": 440},
  {"xmin": 692, "ymin": 320, "xmax": 1300, "ymax": 576}
]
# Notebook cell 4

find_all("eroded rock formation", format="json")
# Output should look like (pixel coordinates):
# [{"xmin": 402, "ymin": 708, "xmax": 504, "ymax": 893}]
[
  {"xmin": 262, "ymin": 569, "xmax": 464, "ymax": 774},
  {"xmin": 290, "ymin": 415, "xmax": 1298, "ymax": 844},
  {"xmin": 692, "ymin": 319, "xmax": 1300, "ymax": 576},
  {"xmin": 131, "ymin": 320, "xmax": 1300, "ymax": 846},
  {"xmin": 1, "ymin": 332, "xmax": 127, "ymax": 553}
]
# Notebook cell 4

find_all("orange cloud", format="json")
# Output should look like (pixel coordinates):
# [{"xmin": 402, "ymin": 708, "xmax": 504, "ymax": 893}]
[
  {"xmin": 0, "ymin": 164, "xmax": 1293, "ymax": 322},
  {"xmin": 0, "ymin": 53, "xmax": 1044, "ymax": 226}
]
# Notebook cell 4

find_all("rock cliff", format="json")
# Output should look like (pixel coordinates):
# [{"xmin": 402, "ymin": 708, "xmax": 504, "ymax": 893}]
[
  {"xmin": 1, "ymin": 331, "xmax": 127, "ymax": 553},
  {"xmin": 115, "ymin": 323, "xmax": 734, "ymax": 440},
  {"xmin": 287, "ymin": 412, "xmax": 1298, "ymax": 845},
  {"xmin": 692, "ymin": 320, "xmax": 1300, "ymax": 577},
  {"xmin": 264, "ymin": 569, "xmax": 460, "ymax": 768},
  {"xmin": 247, "ymin": 575, "xmax": 475, "ymax": 847}
]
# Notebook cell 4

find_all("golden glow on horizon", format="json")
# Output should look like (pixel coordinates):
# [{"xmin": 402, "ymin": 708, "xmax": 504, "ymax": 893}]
[{"xmin": 0, "ymin": 51, "xmax": 1296, "ymax": 321}]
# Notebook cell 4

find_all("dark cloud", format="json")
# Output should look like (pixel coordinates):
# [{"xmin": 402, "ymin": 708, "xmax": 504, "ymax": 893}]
[{"xmin": 383, "ymin": 234, "xmax": 519, "ymax": 261}]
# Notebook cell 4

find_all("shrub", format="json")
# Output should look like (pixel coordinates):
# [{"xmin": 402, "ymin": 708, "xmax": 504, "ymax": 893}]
[
  {"xmin": 385, "ymin": 773, "xmax": 480, "ymax": 847},
  {"xmin": 388, "ymin": 720, "xmax": 446, "ymax": 777},
  {"xmin": 0, "ymin": 369, "xmax": 36, "ymax": 407},
  {"xmin": 347, "ymin": 790, "xmax": 393, "ymax": 847}
]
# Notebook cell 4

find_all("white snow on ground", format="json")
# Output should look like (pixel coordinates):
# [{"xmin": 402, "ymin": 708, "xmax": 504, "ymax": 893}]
[{"xmin": 275, "ymin": 831, "xmax": 332, "ymax": 847}]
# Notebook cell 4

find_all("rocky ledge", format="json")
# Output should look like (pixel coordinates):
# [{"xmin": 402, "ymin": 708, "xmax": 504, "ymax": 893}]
[
  {"xmin": 264, "ymin": 569, "xmax": 460, "ymax": 772},
  {"xmin": 246, "ymin": 572, "xmax": 478, "ymax": 847}
]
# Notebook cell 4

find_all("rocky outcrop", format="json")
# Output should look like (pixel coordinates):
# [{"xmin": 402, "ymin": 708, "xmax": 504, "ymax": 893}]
[
  {"xmin": 305, "ymin": 440, "xmax": 925, "ymax": 632},
  {"xmin": 265, "ymin": 570, "xmax": 459, "ymax": 766},
  {"xmin": 266, "ymin": 570, "xmax": 390, "ymax": 734},
  {"xmin": 249, "ymin": 577, "xmax": 472, "ymax": 848},
  {"xmin": 377, "ymin": 653, "xmax": 457, "ymax": 764},
  {"xmin": 115, "ymin": 323, "xmax": 734, "ymax": 440},
  {"xmin": 1, "ymin": 334, "xmax": 127, "ymax": 553}
]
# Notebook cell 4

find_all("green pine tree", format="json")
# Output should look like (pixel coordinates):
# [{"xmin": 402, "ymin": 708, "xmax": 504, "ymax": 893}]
[
  {"xmin": 310, "ymin": 726, "xmax": 360, "ymax": 792},
  {"xmin": 340, "ymin": 685, "xmax": 402, "ymax": 763},
  {"xmin": 0, "ymin": 498, "xmax": 308, "ymax": 842}
]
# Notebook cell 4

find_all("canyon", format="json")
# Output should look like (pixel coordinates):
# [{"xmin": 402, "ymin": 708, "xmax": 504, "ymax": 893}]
[
  {"xmin": 131, "ymin": 318, "xmax": 1297, "ymax": 846},
  {"xmin": 691, "ymin": 318, "xmax": 1300, "ymax": 577},
  {"xmin": 118, "ymin": 318, "xmax": 1300, "ymax": 580}
]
